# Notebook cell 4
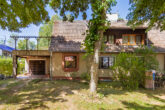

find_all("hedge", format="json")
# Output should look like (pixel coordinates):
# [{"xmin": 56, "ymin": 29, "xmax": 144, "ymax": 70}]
[{"xmin": 0, "ymin": 57, "xmax": 25, "ymax": 76}]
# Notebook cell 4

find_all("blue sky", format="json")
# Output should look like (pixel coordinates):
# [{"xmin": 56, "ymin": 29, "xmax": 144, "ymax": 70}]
[{"xmin": 0, "ymin": 0, "xmax": 130, "ymax": 43}]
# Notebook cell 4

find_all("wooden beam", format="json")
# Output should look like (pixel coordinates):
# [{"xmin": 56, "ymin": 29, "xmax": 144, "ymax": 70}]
[{"xmin": 13, "ymin": 55, "xmax": 17, "ymax": 78}]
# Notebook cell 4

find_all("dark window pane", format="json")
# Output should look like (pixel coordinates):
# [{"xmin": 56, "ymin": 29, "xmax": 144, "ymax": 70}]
[
  {"xmin": 64, "ymin": 56, "xmax": 77, "ymax": 68},
  {"xmin": 136, "ymin": 35, "xmax": 142, "ymax": 45},
  {"xmin": 130, "ymin": 36, "xmax": 135, "ymax": 44},
  {"xmin": 109, "ymin": 56, "xmax": 115, "ymax": 67},
  {"xmin": 122, "ymin": 36, "xmax": 128, "ymax": 44},
  {"xmin": 104, "ymin": 35, "xmax": 108, "ymax": 43},
  {"xmin": 109, "ymin": 35, "xmax": 114, "ymax": 44},
  {"xmin": 99, "ymin": 57, "xmax": 109, "ymax": 69}
]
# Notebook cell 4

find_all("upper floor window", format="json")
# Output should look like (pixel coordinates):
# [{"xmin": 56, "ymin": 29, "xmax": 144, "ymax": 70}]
[
  {"xmin": 63, "ymin": 54, "xmax": 79, "ymax": 72},
  {"xmin": 122, "ymin": 34, "xmax": 144, "ymax": 45},
  {"xmin": 109, "ymin": 35, "xmax": 115, "ymax": 44},
  {"xmin": 105, "ymin": 35, "xmax": 115, "ymax": 44},
  {"xmin": 99, "ymin": 56, "xmax": 115, "ymax": 69}
]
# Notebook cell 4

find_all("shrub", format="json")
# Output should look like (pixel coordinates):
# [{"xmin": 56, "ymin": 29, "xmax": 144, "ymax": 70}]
[
  {"xmin": 0, "ymin": 57, "xmax": 13, "ymax": 76},
  {"xmin": 80, "ymin": 72, "xmax": 90, "ymax": 82},
  {"xmin": 17, "ymin": 58, "xmax": 25, "ymax": 74},
  {"xmin": 0, "ymin": 57, "xmax": 25, "ymax": 76},
  {"xmin": 112, "ymin": 46, "xmax": 158, "ymax": 90}
]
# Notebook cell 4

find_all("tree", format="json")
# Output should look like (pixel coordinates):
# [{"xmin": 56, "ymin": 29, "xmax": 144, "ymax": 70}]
[
  {"xmin": 0, "ymin": 0, "xmax": 117, "ymax": 93},
  {"xmin": 127, "ymin": 0, "xmax": 165, "ymax": 31},
  {"xmin": 17, "ymin": 39, "xmax": 36, "ymax": 50},
  {"xmin": 38, "ymin": 15, "xmax": 61, "ymax": 49},
  {"xmin": 39, "ymin": 14, "xmax": 61, "ymax": 37},
  {"xmin": 0, "ymin": 0, "xmax": 49, "ymax": 32},
  {"xmin": 50, "ymin": 0, "xmax": 117, "ymax": 93}
]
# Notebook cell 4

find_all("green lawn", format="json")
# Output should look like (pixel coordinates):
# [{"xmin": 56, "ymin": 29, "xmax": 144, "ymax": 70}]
[{"xmin": 0, "ymin": 79, "xmax": 165, "ymax": 110}]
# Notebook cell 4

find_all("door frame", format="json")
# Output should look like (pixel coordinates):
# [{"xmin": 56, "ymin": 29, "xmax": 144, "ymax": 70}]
[{"xmin": 28, "ymin": 59, "xmax": 46, "ymax": 75}]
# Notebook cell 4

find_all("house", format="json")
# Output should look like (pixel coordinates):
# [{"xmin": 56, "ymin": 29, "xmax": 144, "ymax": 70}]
[
  {"xmin": 12, "ymin": 20, "xmax": 165, "ymax": 79},
  {"xmin": 0, "ymin": 44, "xmax": 14, "ymax": 57}
]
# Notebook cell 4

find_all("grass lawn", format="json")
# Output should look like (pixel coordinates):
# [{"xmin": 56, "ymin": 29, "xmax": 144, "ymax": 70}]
[{"xmin": 0, "ymin": 79, "xmax": 165, "ymax": 110}]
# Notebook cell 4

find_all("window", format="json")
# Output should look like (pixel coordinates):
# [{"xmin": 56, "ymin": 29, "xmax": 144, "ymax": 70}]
[
  {"xmin": 122, "ymin": 36, "xmax": 129, "ymax": 44},
  {"xmin": 104, "ymin": 35, "xmax": 115, "ymax": 44},
  {"xmin": 129, "ymin": 35, "xmax": 135, "ymax": 44},
  {"xmin": 122, "ymin": 34, "xmax": 144, "ymax": 45},
  {"xmin": 136, "ymin": 35, "xmax": 142, "ymax": 45},
  {"xmin": 99, "ymin": 56, "xmax": 115, "ymax": 69},
  {"xmin": 63, "ymin": 54, "xmax": 79, "ymax": 72},
  {"xmin": 109, "ymin": 35, "xmax": 114, "ymax": 44}
]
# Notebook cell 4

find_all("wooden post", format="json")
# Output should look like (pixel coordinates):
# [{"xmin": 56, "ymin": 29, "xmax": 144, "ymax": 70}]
[
  {"xmin": 37, "ymin": 38, "xmax": 39, "ymax": 50},
  {"xmin": 14, "ymin": 38, "xmax": 17, "ymax": 50},
  {"xmin": 26, "ymin": 38, "xmax": 29, "ymax": 50},
  {"xmin": 50, "ymin": 52, "xmax": 53, "ymax": 80},
  {"xmin": 13, "ymin": 55, "xmax": 17, "ymax": 78}
]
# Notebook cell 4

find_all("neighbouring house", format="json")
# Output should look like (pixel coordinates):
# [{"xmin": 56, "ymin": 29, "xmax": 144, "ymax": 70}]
[
  {"xmin": 12, "ymin": 17, "xmax": 165, "ymax": 79},
  {"xmin": 0, "ymin": 44, "xmax": 14, "ymax": 57}
]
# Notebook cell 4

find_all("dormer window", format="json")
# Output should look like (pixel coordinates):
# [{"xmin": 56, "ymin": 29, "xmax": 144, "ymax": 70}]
[{"xmin": 122, "ymin": 34, "xmax": 144, "ymax": 45}]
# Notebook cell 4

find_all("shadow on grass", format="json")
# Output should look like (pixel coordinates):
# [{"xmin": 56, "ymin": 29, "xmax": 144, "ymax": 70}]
[
  {"xmin": 97, "ymin": 81, "xmax": 165, "ymax": 108},
  {"xmin": 0, "ymin": 79, "xmax": 88, "ymax": 110},
  {"xmin": 0, "ymin": 79, "xmax": 165, "ymax": 110},
  {"xmin": 122, "ymin": 101, "xmax": 165, "ymax": 110}
]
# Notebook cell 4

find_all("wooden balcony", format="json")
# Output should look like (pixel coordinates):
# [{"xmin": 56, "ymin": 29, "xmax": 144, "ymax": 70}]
[{"xmin": 12, "ymin": 50, "xmax": 50, "ymax": 57}]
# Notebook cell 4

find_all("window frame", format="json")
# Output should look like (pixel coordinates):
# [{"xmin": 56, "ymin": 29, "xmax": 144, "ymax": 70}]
[
  {"xmin": 108, "ymin": 35, "xmax": 115, "ymax": 44},
  {"xmin": 122, "ymin": 34, "xmax": 144, "ymax": 45},
  {"xmin": 104, "ymin": 35, "xmax": 115, "ymax": 44},
  {"xmin": 99, "ymin": 56, "xmax": 115, "ymax": 69},
  {"xmin": 62, "ymin": 53, "xmax": 79, "ymax": 72}
]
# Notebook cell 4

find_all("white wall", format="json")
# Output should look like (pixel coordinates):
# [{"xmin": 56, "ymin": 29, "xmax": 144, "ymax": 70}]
[{"xmin": 0, "ymin": 49, "xmax": 2, "ymax": 56}]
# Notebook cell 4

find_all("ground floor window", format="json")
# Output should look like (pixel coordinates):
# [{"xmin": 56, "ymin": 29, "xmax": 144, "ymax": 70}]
[
  {"xmin": 63, "ymin": 54, "xmax": 79, "ymax": 72},
  {"xmin": 99, "ymin": 56, "xmax": 115, "ymax": 69}
]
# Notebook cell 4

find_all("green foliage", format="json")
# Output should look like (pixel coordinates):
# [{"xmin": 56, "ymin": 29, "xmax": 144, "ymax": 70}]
[
  {"xmin": 135, "ymin": 46, "xmax": 159, "ymax": 70},
  {"xmin": 0, "ymin": 57, "xmax": 25, "ymax": 76},
  {"xmin": 49, "ymin": 0, "xmax": 89, "ymax": 20},
  {"xmin": 39, "ymin": 15, "xmax": 61, "ymax": 49},
  {"xmin": 112, "ymin": 47, "xmax": 158, "ymax": 90},
  {"xmin": 17, "ymin": 39, "xmax": 36, "ymax": 50},
  {"xmin": 127, "ymin": 0, "xmax": 165, "ymax": 31},
  {"xmin": 0, "ymin": 0, "xmax": 49, "ymax": 31},
  {"xmin": 83, "ymin": 0, "xmax": 116, "ymax": 54},
  {"xmin": 0, "ymin": 57, "xmax": 13, "ymax": 76},
  {"xmin": 80, "ymin": 72, "xmax": 90, "ymax": 82},
  {"xmin": 39, "ymin": 14, "xmax": 61, "ymax": 37},
  {"xmin": 17, "ymin": 59, "xmax": 25, "ymax": 74}
]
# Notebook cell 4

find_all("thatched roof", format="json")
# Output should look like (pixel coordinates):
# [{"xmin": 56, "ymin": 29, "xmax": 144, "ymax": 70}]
[
  {"xmin": 49, "ymin": 20, "xmax": 165, "ymax": 53},
  {"xmin": 49, "ymin": 21, "xmax": 87, "ymax": 52}
]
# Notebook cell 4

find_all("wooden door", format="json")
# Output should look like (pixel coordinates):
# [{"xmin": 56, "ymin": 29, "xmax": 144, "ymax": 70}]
[{"xmin": 29, "ymin": 60, "xmax": 45, "ymax": 75}]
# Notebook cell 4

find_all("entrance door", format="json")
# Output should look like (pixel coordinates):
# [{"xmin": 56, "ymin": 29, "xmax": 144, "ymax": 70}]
[{"xmin": 29, "ymin": 60, "xmax": 45, "ymax": 75}]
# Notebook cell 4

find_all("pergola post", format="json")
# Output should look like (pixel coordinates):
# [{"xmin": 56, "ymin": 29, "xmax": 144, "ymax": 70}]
[
  {"xmin": 37, "ymin": 38, "xmax": 39, "ymax": 50},
  {"xmin": 26, "ymin": 38, "xmax": 29, "ymax": 50},
  {"xmin": 14, "ymin": 38, "xmax": 18, "ymax": 50},
  {"xmin": 13, "ymin": 55, "xmax": 17, "ymax": 78}
]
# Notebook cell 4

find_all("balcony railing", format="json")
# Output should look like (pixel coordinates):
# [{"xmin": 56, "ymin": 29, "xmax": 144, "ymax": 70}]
[{"xmin": 11, "ymin": 36, "xmax": 51, "ymax": 51}]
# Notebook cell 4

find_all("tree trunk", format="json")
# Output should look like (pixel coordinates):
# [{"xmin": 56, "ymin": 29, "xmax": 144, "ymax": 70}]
[
  {"xmin": 89, "ymin": 0, "xmax": 106, "ymax": 93},
  {"xmin": 90, "ymin": 32, "xmax": 104, "ymax": 93}
]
